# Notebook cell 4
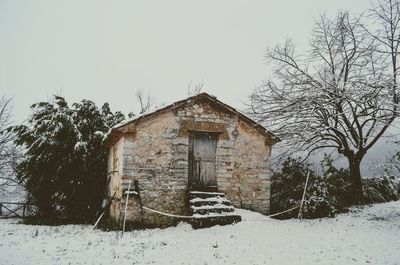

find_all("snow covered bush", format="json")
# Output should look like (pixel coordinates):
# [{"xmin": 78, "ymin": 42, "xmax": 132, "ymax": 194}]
[
  {"xmin": 12, "ymin": 96, "xmax": 125, "ymax": 223},
  {"xmin": 270, "ymin": 157, "xmax": 337, "ymax": 219},
  {"xmin": 321, "ymin": 155, "xmax": 353, "ymax": 210},
  {"xmin": 362, "ymin": 176, "xmax": 400, "ymax": 204},
  {"xmin": 270, "ymin": 158, "xmax": 311, "ymax": 218},
  {"xmin": 271, "ymin": 155, "xmax": 359, "ymax": 219},
  {"xmin": 271, "ymin": 155, "xmax": 400, "ymax": 220},
  {"xmin": 301, "ymin": 178, "xmax": 338, "ymax": 218}
]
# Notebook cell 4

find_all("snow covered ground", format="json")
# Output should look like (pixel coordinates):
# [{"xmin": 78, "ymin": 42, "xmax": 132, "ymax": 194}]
[{"xmin": 1, "ymin": 201, "xmax": 399, "ymax": 265}]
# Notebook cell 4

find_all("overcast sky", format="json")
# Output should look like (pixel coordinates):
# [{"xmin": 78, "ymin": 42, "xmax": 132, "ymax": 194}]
[
  {"xmin": 1, "ymin": 0, "xmax": 395, "ymax": 174},
  {"xmin": 0, "ymin": 0, "xmax": 371, "ymax": 122}
]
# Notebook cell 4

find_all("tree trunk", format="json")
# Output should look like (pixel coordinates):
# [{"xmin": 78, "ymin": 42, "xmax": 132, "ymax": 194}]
[{"xmin": 347, "ymin": 157, "xmax": 363, "ymax": 204}]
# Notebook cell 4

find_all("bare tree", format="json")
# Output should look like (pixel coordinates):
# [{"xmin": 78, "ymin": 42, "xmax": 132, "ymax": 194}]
[
  {"xmin": 0, "ymin": 97, "xmax": 20, "ymax": 193},
  {"xmin": 135, "ymin": 89, "xmax": 154, "ymax": 114},
  {"xmin": 249, "ymin": 1, "xmax": 400, "ymax": 203},
  {"xmin": 187, "ymin": 80, "xmax": 204, "ymax": 96}
]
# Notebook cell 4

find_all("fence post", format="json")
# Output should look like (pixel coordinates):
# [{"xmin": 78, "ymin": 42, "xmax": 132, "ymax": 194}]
[
  {"xmin": 298, "ymin": 171, "xmax": 310, "ymax": 219},
  {"xmin": 22, "ymin": 204, "xmax": 26, "ymax": 218}
]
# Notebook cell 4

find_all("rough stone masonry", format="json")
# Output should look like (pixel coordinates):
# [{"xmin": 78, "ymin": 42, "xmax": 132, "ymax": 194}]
[{"xmin": 105, "ymin": 93, "xmax": 278, "ymax": 227}]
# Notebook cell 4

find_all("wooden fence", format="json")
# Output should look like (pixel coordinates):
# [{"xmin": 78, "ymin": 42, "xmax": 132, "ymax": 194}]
[{"xmin": 0, "ymin": 202, "xmax": 35, "ymax": 218}]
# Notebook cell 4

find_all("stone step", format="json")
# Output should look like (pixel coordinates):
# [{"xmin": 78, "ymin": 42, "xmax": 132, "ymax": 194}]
[
  {"xmin": 189, "ymin": 191, "xmax": 225, "ymax": 200},
  {"xmin": 189, "ymin": 214, "xmax": 242, "ymax": 229},
  {"xmin": 188, "ymin": 190, "xmax": 241, "ymax": 228},
  {"xmin": 189, "ymin": 197, "xmax": 231, "ymax": 207},
  {"xmin": 191, "ymin": 205, "xmax": 235, "ymax": 215}
]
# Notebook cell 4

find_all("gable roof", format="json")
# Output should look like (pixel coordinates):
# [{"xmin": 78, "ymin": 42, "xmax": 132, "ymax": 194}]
[{"xmin": 105, "ymin": 92, "xmax": 279, "ymax": 146}]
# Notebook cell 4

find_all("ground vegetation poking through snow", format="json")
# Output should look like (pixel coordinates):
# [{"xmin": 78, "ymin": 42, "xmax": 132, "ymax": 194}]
[{"xmin": 0, "ymin": 201, "xmax": 399, "ymax": 265}]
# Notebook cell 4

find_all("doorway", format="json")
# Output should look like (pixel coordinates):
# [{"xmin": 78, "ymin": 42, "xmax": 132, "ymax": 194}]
[{"xmin": 188, "ymin": 132, "xmax": 218, "ymax": 190}]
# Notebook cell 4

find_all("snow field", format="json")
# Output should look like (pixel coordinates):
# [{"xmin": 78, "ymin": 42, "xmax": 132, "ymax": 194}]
[{"xmin": 0, "ymin": 201, "xmax": 399, "ymax": 265}]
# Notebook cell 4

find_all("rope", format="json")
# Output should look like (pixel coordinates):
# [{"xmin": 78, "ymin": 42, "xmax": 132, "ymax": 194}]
[
  {"xmin": 142, "ymin": 206, "xmax": 194, "ymax": 219},
  {"xmin": 268, "ymin": 206, "xmax": 299, "ymax": 218},
  {"xmin": 125, "ymin": 174, "xmax": 309, "ymax": 221},
  {"xmin": 140, "ymin": 205, "xmax": 299, "ymax": 220}
]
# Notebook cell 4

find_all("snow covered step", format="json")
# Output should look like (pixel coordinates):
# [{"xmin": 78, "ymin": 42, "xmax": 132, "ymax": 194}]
[
  {"xmin": 188, "ymin": 190, "xmax": 241, "ymax": 228},
  {"xmin": 189, "ymin": 197, "xmax": 231, "ymax": 207},
  {"xmin": 190, "ymin": 214, "xmax": 241, "ymax": 229},
  {"xmin": 190, "ymin": 204, "xmax": 235, "ymax": 215},
  {"xmin": 192, "ymin": 211, "xmax": 240, "ymax": 218}
]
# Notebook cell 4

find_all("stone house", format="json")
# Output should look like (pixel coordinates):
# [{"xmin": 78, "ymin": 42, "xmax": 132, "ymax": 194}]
[{"xmin": 104, "ymin": 93, "xmax": 279, "ymax": 227}]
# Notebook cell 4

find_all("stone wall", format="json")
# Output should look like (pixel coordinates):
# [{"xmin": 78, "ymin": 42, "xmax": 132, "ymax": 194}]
[
  {"xmin": 108, "ymin": 137, "xmax": 125, "ymax": 221},
  {"xmin": 176, "ymin": 99, "xmax": 271, "ymax": 214},
  {"xmin": 108, "ymin": 98, "xmax": 272, "ymax": 226},
  {"xmin": 110, "ymin": 110, "xmax": 189, "ymax": 227},
  {"xmin": 222, "ymin": 119, "xmax": 271, "ymax": 214}
]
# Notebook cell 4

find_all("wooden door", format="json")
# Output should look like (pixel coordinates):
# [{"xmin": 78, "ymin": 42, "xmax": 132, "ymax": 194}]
[{"xmin": 189, "ymin": 132, "xmax": 217, "ymax": 190}]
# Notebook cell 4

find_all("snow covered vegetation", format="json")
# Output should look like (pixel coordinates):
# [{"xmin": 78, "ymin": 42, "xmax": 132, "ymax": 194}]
[
  {"xmin": 271, "ymin": 156, "xmax": 400, "ymax": 219},
  {"xmin": 11, "ymin": 96, "xmax": 125, "ymax": 223},
  {"xmin": 0, "ymin": 97, "xmax": 22, "ymax": 203},
  {"xmin": 1, "ymin": 201, "xmax": 399, "ymax": 265}
]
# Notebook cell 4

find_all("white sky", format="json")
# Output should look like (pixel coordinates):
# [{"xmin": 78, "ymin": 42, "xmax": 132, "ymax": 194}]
[
  {"xmin": 0, "ymin": 0, "xmax": 370, "ymax": 122},
  {"xmin": 2, "ymin": 0, "xmax": 394, "ymax": 175}
]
